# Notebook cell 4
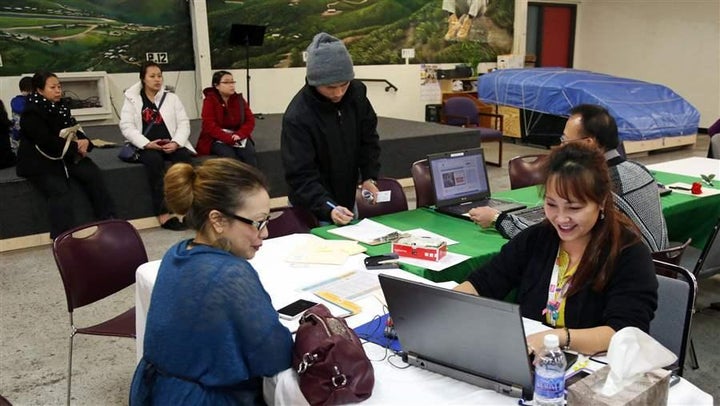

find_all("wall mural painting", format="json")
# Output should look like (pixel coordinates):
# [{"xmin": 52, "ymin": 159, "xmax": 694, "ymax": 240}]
[
  {"xmin": 0, "ymin": 0, "xmax": 194, "ymax": 75},
  {"xmin": 0, "ymin": 0, "xmax": 514, "ymax": 76},
  {"xmin": 208, "ymin": 0, "xmax": 514, "ymax": 71}
]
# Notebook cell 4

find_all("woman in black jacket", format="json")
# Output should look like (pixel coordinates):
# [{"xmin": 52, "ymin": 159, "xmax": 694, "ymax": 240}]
[
  {"xmin": 456, "ymin": 142, "xmax": 657, "ymax": 356},
  {"xmin": 16, "ymin": 71, "xmax": 115, "ymax": 239}
]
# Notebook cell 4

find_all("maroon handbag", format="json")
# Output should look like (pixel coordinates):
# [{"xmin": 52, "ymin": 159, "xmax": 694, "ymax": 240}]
[{"xmin": 292, "ymin": 304, "xmax": 375, "ymax": 405}]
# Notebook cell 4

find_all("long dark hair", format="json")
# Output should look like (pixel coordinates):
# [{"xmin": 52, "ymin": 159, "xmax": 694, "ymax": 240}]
[{"xmin": 541, "ymin": 142, "xmax": 641, "ymax": 295}]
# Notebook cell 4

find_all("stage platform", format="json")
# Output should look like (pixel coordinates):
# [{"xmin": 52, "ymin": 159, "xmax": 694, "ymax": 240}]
[{"xmin": 1, "ymin": 115, "xmax": 483, "ymax": 244}]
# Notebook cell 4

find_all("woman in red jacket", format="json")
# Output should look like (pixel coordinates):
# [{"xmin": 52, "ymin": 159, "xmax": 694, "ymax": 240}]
[{"xmin": 196, "ymin": 71, "xmax": 257, "ymax": 166}]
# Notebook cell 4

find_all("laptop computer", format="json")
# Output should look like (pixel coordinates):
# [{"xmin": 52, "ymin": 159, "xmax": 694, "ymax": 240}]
[
  {"xmin": 428, "ymin": 148, "xmax": 526, "ymax": 219},
  {"xmin": 378, "ymin": 274, "xmax": 534, "ymax": 400}
]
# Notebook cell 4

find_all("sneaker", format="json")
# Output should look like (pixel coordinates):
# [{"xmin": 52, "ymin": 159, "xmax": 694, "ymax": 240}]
[
  {"xmin": 456, "ymin": 15, "xmax": 473, "ymax": 40},
  {"xmin": 161, "ymin": 217, "xmax": 188, "ymax": 231},
  {"xmin": 444, "ymin": 14, "xmax": 461, "ymax": 41}
]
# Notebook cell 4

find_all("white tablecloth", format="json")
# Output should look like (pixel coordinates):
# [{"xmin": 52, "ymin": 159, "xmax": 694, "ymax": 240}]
[
  {"xmin": 648, "ymin": 157, "xmax": 720, "ymax": 178},
  {"xmin": 134, "ymin": 234, "xmax": 713, "ymax": 405}
]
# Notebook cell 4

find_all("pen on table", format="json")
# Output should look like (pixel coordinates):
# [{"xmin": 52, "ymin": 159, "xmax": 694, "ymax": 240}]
[{"xmin": 669, "ymin": 186, "xmax": 691, "ymax": 191}]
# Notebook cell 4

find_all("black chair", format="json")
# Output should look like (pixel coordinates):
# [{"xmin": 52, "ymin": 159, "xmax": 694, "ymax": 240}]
[
  {"xmin": 355, "ymin": 177, "xmax": 408, "ymax": 219},
  {"xmin": 442, "ymin": 97, "xmax": 504, "ymax": 167},
  {"xmin": 507, "ymin": 154, "xmax": 548, "ymax": 190},
  {"xmin": 52, "ymin": 219, "xmax": 148, "ymax": 405},
  {"xmin": 680, "ymin": 217, "xmax": 720, "ymax": 311},
  {"xmin": 267, "ymin": 206, "xmax": 319, "ymax": 239},
  {"xmin": 649, "ymin": 260, "xmax": 697, "ymax": 377},
  {"xmin": 411, "ymin": 159, "xmax": 435, "ymax": 208}
]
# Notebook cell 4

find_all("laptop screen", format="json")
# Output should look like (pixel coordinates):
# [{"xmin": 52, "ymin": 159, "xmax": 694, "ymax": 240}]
[
  {"xmin": 378, "ymin": 274, "xmax": 534, "ymax": 399},
  {"xmin": 427, "ymin": 148, "xmax": 491, "ymax": 207}
]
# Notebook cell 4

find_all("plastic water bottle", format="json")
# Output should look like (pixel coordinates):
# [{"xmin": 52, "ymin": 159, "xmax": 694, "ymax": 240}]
[{"xmin": 533, "ymin": 334, "xmax": 566, "ymax": 406}]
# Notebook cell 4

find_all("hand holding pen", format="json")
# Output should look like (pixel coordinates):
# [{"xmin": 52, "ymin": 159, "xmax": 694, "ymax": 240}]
[{"xmin": 326, "ymin": 201, "xmax": 354, "ymax": 225}]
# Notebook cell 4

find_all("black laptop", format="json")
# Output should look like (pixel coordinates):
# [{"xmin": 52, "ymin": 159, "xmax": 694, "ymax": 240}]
[
  {"xmin": 428, "ymin": 148, "xmax": 526, "ymax": 219},
  {"xmin": 378, "ymin": 274, "xmax": 535, "ymax": 400}
]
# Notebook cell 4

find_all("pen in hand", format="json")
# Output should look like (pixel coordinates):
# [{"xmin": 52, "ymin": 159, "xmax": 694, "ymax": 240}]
[{"xmin": 326, "ymin": 201, "xmax": 354, "ymax": 217}]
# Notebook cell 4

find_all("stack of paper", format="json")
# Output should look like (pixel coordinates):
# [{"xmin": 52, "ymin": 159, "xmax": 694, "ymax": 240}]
[
  {"xmin": 327, "ymin": 219, "xmax": 401, "ymax": 245},
  {"xmin": 285, "ymin": 239, "xmax": 366, "ymax": 265}
]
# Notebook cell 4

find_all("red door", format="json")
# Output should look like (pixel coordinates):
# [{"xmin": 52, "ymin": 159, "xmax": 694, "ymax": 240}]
[{"xmin": 530, "ymin": 3, "xmax": 576, "ymax": 68}]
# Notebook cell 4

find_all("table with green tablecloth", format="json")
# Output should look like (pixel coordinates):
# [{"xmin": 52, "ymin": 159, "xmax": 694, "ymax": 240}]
[{"xmin": 313, "ymin": 171, "xmax": 720, "ymax": 283}]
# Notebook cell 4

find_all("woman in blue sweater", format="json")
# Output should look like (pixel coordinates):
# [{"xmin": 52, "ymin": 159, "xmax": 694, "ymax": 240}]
[
  {"xmin": 456, "ymin": 142, "xmax": 657, "ymax": 356},
  {"xmin": 130, "ymin": 158, "xmax": 292, "ymax": 405}
]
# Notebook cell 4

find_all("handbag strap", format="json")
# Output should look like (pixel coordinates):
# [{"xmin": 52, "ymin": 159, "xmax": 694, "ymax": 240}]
[{"xmin": 143, "ymin": 91, "xmax": 168, "ymax": 137}]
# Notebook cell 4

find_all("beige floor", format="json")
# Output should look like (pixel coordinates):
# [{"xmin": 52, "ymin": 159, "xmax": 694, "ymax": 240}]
[{"xmin": 1, "ymin": 136, "xmax": 717, "ymax": 405}]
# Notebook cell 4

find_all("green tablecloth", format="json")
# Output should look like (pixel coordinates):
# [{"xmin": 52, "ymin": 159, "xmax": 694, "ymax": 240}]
[{"xmin": 313, "ymin": 171, "xmax": 720, "ymax": 283}]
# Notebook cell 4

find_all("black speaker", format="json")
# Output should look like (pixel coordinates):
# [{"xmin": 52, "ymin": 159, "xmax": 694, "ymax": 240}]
[
  {"xmin": 425, "ymin": 104, "xmax": 442, "ymax": 123},
  {"xmin": 229, "ymin": 24, "xmax": 266, "ymax": 46}
]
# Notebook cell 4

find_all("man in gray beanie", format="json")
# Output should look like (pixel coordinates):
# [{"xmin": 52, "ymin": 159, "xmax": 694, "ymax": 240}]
[{"xmin": 281, "ymin": 32, "xmax": 381, "ymax": 225}]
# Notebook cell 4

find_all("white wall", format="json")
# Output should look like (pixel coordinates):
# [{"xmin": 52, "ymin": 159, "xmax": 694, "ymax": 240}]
[{"xmin": 572, "ymin": 0, "xmax": 720, "ymax": 127}]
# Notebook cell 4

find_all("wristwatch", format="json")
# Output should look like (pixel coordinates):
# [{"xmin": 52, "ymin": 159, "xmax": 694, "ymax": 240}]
[{"xmin": 490, "ymin": 211, "xmax": 500, "ymax": 226}]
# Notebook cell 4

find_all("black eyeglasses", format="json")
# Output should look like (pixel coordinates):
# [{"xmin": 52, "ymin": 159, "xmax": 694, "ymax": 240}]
[
  {"xmin": 220, "ymin": 211, "xmax": 281, "ymax": 232},
  {"xmin": 220, "ymin": 81, "xmax": 236, "ymax": 84}
]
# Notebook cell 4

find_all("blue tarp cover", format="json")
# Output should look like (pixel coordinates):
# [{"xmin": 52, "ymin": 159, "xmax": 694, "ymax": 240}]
[{"xmin": 477, "ymin": 68, "xmax": 700, "ymax": 141}]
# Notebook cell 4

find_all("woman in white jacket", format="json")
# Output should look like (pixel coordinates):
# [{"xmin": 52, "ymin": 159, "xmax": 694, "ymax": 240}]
[{"xmin": 120, "ymin": 62, "xmax": 195, "ymax": 230}]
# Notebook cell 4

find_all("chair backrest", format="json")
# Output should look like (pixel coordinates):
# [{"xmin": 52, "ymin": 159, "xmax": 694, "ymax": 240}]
[
  {"xmin": 267, "ymin": 206, "xmax": 319, "ymax": 239},
  {"xmin": 508, "ymin": 154, "xmax": 548, "ymax": 190},
  {"xmin": 651, "ymin": 238, "xmax": 692, "ymax": 266},
  {"xmin": 442, "ymin": 97, "xmax": 480, "ymax": 127},
  {"xmin": 692, "ymin": 217, "xmax": 720, "ymax": 279},
  {"xmin": 649, "ymin": 260, "xmax": 697, "ymax": 377},
  {"xmin": 411, "ymin": 159, "xmax": 435, "ymax": 208},
  {"xmin": 356, "ymin": 177, "xmax": 409, "ymax": 219},
  {"xmin": 52, "ymin": 219, "xmax": 148, "ymax": 312}
]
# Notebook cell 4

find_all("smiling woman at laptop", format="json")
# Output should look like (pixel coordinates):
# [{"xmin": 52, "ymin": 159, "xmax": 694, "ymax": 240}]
[{"xmin": 455, "ymin": 143, "xmax": 658, "ymax": 356}]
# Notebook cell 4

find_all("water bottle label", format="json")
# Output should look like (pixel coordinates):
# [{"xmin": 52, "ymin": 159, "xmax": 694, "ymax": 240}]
[{"xmin": 535, "ymin": 375, "xmax": 565, "ymax": 399}]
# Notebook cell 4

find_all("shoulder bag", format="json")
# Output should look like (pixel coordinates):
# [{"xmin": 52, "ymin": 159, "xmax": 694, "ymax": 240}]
[
  {"xmin": 119, "ymin": 92, "xmax": 167, "ymax": 163},
  {"xmin": 292, "ymin": 303, "xmax": 374, "ymax": 405}
]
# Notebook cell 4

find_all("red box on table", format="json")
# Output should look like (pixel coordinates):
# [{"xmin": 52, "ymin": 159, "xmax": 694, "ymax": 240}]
[{"xmin": 391, "ymin": 236, "xmax": 447, "ymax": 262}]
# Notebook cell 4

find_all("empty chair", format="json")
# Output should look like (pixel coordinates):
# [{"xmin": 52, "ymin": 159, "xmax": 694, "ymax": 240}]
[
  {"xmin": 442, "ymin": 97, "xmax": 504, "ymax": 167},
  {"xmin": 649, "ymin": 260, "xmax": 697, "ymax": 377},
  {"xmin": 508, "ymin": 154, "xmax": 548, "ymax": 190},
  {"xmin": 651, "ymin": 238, "xmax": 692, "ymax": 267},
  {"xmin": 267, "ymin": 206, "xmax": 319, "ymax": 238},
  {"xmin": 411, "ymin": 159, "xmax": 435, "ymax": 208},
  {"xmin": 356, "ymin": 177, "xmax": 408, "ymax": 219},
  {"xmin": 52, "ymin": 219, "xmax": 148, "ymax": 405}
]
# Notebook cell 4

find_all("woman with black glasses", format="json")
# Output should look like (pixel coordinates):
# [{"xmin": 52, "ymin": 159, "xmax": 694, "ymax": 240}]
[
  {"xmin": 130, "ymin": 158, "xmax": 291, "ymax": 405},
  {"xmin": 196, "ymin": 71, "xmax": 257, "ymax": 166}
]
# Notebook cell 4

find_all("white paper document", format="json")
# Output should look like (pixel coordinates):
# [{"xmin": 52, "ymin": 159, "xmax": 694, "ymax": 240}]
[
  {"xmin": 397, "ymin": 251, "xmax": 470, "ymax": 271},
  {"xmin": 285, "ymin": 239, "xmax": 366, "ymax": 265},
  {"xmin": 327, "ymin": 219, "xmax": 401, "ymax": 245},
  {"xmin": 375, "ymin": 190, "xmax": 392, "ymax": 203},
  {"xmin": 666, "ymin": 182, "xmax": 720, "ymax": 197}
]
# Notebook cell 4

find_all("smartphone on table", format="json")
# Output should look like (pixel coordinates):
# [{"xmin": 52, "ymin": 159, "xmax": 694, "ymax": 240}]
[{"xmin": 277, "ymin": 299, "xmax": 318, "ymax": 320}]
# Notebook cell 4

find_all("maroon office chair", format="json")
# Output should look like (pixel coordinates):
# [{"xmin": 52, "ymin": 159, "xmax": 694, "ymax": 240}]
[
  {"xmin": 355, "ymin": 177, "xmax": 409, "ymax": 219},
  {"xmin": 411, "ymin": 159, "xmax": 435, "ymax": 208},
  {"xmin": 267, "ymin": 206, "xmax": 319, "ymax": 238},
  {"xmin": 508, "ymin": 154, "xmax": 548, "ymax": 190},
  {"xmin": 651, "ymin": 238, "xmax": 692, "ymax": 267},
  {"xmin": 442, "ymin": 96, "xmax": 504, "ymax": 166},
  {"xmin": 52, "ymin": 219, "xmax": 148, "ymax": 405}
]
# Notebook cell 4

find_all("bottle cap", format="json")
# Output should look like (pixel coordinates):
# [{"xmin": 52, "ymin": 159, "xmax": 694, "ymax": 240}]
[{"xmin": 544, "ymin": 334, "xmax": 559, "ymax": 348}]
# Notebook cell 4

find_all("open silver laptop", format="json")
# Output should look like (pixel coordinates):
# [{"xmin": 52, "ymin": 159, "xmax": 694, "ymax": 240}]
[
  {"xmin": 427, "ymin": 148, "xmax": 526, "ymax": 219},
  {"xmin": 378, "ymin": 274, "xmax": 534, "ymax": 400}
]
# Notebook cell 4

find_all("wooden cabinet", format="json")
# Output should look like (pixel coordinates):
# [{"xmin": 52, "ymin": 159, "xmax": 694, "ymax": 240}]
[{"xmin": 440, "ymin": 77, "xmax": 494, "ymax": 127}]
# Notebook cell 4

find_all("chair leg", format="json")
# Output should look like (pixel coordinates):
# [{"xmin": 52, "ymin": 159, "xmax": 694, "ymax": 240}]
[
  {"xmin": 688, "ymin": 338, "xmax": 699, "ymax": 370},
  {"xmin": 67, "ymin": 333, "xmax": 74, "ymax": 406}
]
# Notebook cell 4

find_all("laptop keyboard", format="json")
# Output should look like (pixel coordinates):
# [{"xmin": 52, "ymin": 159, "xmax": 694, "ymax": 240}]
[{"xmin": 511, "ymin": 206, "xmax": 546, "ymax": 223}]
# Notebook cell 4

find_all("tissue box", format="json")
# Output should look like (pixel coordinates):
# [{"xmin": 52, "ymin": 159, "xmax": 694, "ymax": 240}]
[
  {"xmin": 566, "ymin": 366, "xmax": 670, "ymax": 406},
  {"xmin": 392, "ymin": 236, "xmax": 447, "ymax": 262}
]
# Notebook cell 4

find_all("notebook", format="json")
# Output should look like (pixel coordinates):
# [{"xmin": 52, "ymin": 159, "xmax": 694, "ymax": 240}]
[
  {"xmin": 378, "ymin": 274, "xmax": 534, "ymax": 400},
  {"xmin": 427, "ymin": 148, "xmax": 526, "ymax": 219}
]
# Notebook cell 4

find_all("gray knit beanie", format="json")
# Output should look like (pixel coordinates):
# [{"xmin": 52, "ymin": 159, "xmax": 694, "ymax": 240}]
[{"xmin": 306, "ymin": 32, "xmax": 354, "ymax": 86}]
